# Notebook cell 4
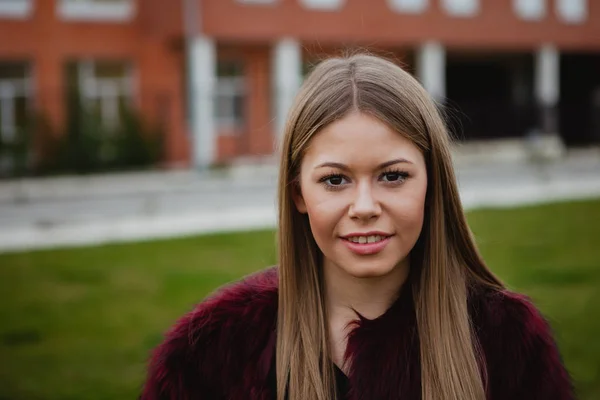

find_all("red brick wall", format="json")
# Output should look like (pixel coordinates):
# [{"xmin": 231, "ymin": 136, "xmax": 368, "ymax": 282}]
[
  {"xmin": 245, "ymin": 46, "xmax": 273, "ymax": 156},
  {"xmin": 0, "ymin": 0, "xmax": 189, "ymax": 166},
  {"xmin": 202, "ymin": 0, "xmax": 600, "ymax": 51}
]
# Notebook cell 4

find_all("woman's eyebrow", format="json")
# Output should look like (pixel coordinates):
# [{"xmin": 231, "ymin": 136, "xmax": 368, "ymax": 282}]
[{"xmin": 315, "ymin": 158, "xmax": 413, "ymax": 171}]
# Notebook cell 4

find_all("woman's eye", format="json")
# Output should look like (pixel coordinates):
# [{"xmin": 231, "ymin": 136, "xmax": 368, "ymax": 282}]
[
  {"xmin": 325, "ymin": 175, "xmax": 346, "ymax": 186},
  {"xmin": 381, "ymin": 171, "xmax": 408, "ymax": 183},
  {"xmin": 382, "ymin": 172, "xmax": 401, "ymax": 182}
]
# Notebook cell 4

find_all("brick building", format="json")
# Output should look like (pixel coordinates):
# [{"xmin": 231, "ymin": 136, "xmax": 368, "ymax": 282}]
[{"xmin": 0, "ymin": 0, "xmax": 599, "ymax": 169}]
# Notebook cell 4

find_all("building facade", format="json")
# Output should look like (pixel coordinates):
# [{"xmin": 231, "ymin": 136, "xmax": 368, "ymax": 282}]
[
  {"xmin": 0, "ymin": 0, "xmax": 599, "ymax": 169},
  {"xmin": 0, "ymin": 0, "xmax": 188, "ymax": 168}
]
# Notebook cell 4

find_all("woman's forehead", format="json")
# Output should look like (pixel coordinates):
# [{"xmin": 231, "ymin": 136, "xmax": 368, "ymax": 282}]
[{"xmin": 301, "ymin": 113, "xmax": 424, "ymax": 169}]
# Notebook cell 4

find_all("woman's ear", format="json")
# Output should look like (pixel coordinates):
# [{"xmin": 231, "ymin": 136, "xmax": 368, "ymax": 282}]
[{"xmin": 292, "ymin": 181, "xmax": 308, "ymax": 214}]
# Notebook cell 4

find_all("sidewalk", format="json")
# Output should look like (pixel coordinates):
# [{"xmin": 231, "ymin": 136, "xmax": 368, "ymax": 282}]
[{"xmin": 0, "ymin": 152, "xmax": 599, "ymax": 253}]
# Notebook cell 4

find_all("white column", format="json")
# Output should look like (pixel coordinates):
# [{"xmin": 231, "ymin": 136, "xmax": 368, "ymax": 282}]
[
  {"xmin": 535, "ymin": 44, "xmax": 560, "ymax": 107},
  {"xmin": 535, "ymin": 44, "xmax": 560, "ymax": 134},
  {"xmin": 416, "ymin": 41, "xmax": 446, "ymax": 102},
  {"xmin": 272, "ymin": 38, "xmax": 302, "ymax": 140},
  {"xmin": 189, "ymin": 36, "xmax": 216, "ymax": 169}
]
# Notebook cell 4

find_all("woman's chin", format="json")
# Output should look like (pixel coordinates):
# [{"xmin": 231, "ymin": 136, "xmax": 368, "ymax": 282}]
[{"xmin": 342, "ymin": 262, "xmax": 400, "ymax": 279}]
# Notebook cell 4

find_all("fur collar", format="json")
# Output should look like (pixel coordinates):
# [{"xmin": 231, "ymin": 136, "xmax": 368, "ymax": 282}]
[{"xmin": 141, "ymin": 267, "xmax": 573, "ymax": 399}]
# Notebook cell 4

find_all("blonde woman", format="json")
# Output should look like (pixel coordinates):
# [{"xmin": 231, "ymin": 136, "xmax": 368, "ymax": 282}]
[{"xmin": 141, "ymin": 54, "xmax": 573, "ymax": 400}]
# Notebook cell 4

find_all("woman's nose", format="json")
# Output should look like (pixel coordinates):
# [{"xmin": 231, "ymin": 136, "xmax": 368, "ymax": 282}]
[{"xmin": 348, "ymin": 182, "xmax": 381, "ymax": 221}]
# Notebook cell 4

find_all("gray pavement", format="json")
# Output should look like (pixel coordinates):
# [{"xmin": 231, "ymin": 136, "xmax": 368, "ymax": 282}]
[{"xmin": 0, "ymin": 151, "xmax": 599, "ymax": 253}]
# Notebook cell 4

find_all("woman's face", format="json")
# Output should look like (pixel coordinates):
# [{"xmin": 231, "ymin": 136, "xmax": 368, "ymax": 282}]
[{"xmin": 294, "ymin": 112, "xmax": 428, "ymax": 279}]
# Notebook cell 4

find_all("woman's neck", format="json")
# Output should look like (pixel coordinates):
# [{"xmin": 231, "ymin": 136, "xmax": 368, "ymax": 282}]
[
  {"xmin": 323, "ymin": 259, "xmax": 410, "ymax": 372},
  {"xmin": 324, "ymin": 259, "xmax": 410, "ymax": 322}
]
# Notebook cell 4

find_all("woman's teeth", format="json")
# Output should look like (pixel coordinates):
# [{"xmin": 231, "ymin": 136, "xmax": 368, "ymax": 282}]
[{"xmin": 348, "ymin": 235, "xmax": 385, "ymax": 244}]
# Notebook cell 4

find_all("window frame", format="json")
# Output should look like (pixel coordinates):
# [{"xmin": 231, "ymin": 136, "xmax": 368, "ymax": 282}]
[
  {"xmin": 75, "ymin": 60, "xmax": 135, "ymax": 131},
  {"xmin": 56, "ymin": 0, "xmax": 136, "ymax": 22},
  {"xmin": 440, "ymin": 0, "xmax": 479, "ymax": 17},
  {"xmin": 513, "ymin": 0, "xmax": 546, "ymax": 21},
  {"xmin": 0, "ymin": 62, "xmax": 33, "ymax": 144},
  {"xmin": 387, "ymin": 0, "xmax": 429, "ymax": 14},
  {"xmin": 555, "ymin": 0, "xmax": 587, "ymax": 24},
  {"xmin": 0, "ymin": 0, "xmax": 33, "ymax": 19},
  {"xmin": 299, "ymin": 0, "xmax": 345, "ymax": 11},
  {"xmin": 215, "ymin": 61, "xmax": 246, "ymax": 133}
]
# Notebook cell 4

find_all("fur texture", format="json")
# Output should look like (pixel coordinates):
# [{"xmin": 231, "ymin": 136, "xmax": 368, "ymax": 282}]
[{"xmin": 141, "ymin": 267, "xmax": 574, "ymax": 399}]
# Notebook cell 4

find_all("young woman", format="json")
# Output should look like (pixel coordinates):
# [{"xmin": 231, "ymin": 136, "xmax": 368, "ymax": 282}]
[{"xmin": 141, "ymin": 54, "xmax": 573, "ymax": 400}]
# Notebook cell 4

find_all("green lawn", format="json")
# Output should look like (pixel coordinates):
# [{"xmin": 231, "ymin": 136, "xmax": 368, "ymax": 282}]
[{"xmin": 0, "ymin": 199, "xmax": 599, "ymax": 400}]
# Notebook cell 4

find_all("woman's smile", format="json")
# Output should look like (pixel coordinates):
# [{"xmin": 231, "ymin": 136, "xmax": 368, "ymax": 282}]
[
  {"xmin": 340, "ymin": 231, "xmax": 395, "ymax": 255},
  {"xmin": 341, "ymin": 235, "xmax": 393, "ymax": 255}
]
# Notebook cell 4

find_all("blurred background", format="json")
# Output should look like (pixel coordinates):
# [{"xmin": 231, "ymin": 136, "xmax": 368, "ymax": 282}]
[{"xmin": 0, "ymin": 0, "xmax": 599, "ymax": 399}]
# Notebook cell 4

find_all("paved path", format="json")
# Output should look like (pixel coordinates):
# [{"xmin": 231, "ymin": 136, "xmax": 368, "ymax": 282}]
[{"xmin": 0, "ymin": 153, "xmax": 599, "ymax": 253}]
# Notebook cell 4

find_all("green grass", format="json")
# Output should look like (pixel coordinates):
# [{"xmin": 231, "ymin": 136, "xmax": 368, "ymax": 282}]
[{"xmin": 0, "ymin": 199, "xmax": 599, "ymax": 399}]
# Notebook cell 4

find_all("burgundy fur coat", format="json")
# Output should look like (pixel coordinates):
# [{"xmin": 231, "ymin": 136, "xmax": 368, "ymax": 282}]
[{"xmin": 141, "ymin": 267, "xmax": 574, "ymax": 399}]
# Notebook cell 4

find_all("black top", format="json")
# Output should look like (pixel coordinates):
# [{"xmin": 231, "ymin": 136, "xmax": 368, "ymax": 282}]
[{"xmin": 268, "ymin": 355, "xmax": 350, "ymax": 399}]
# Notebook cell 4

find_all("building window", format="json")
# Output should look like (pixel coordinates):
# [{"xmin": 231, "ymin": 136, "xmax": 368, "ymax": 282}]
[
  {"xmin": 0, "ymin": 62, "xmax": 33, "ymax": 144},
  {"xmin": 0, "ymin": 0, "xmax": 33, "ymax": 19},
  {"xmin": 441, "ymin": 0, "xmax": 479, "ymax": 17},
  {"xmin": 513, "ymin": 0, "xmax": 546, "ymax": 20},
  {"xmin": 300, "ymin": 0, "xmax": 345, "ymax": 11},
  {"xmin": 57, "ymin": 0, "xmax": 135, "ymax": 22},
  {"xmin": 67, "ymin": 60, "xmax": 134, "ymax": 130},
  {"xmin": 215, "ymin": 61, "xmax": 246, "ymax": 131},
  {"xmin": 0, "ymin": 62, "xmax": 33, "ymax": 174},
  {"xmin": 555, "ymin": 0, "xmax": 587, "ymax": 24},
  {"xmin": 388, "ymin": 0, "xmax": 428, "ymax": 14}
]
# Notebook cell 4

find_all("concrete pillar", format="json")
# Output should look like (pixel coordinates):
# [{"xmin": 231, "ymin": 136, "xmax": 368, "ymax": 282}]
[
  {"xmin": 416, "ymin": 41, "xmax": 446, "ymax": 102},
  {"xmin": 272, "ymin": 38, "xmax": 302, "ymax": 140},
  {"xmin": 189, "ymin": 36, "xmax": 216, "ymax": 169},
  {"xmin": 535, "ymin": 44, "xmax": 560, "ymax": 134}
]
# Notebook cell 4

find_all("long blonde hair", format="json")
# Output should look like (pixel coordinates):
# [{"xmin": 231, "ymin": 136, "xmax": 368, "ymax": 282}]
[{"xmin": 276, "ymin": 53, "xmax": 504, "ymax": 400}]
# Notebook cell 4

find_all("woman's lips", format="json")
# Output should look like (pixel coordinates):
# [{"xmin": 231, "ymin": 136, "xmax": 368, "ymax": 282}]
[{"xmin": 341, "ymin": 236, "xmax": 392, "ymax": 255}]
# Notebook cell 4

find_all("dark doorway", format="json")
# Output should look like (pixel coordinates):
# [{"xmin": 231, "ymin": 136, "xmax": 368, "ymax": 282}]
[
  {"xmin": 559, "ymin": 53, "xmax": 600, "ymax": 146},
  {"xmin": 446, "ymin": 52, "xmax": 536, "ymax": 141}
]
